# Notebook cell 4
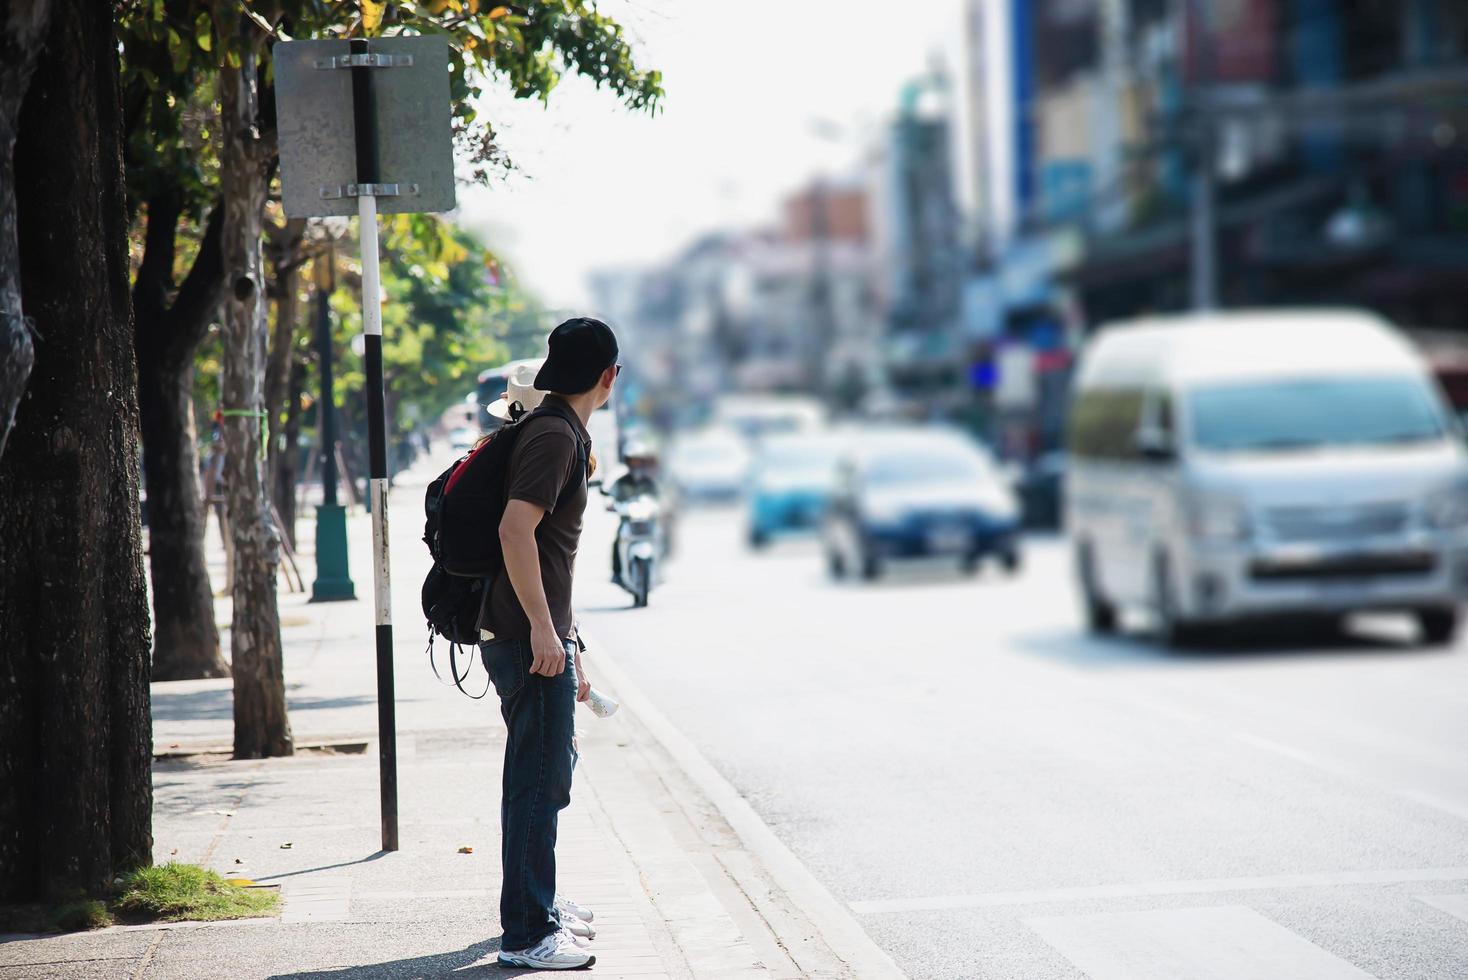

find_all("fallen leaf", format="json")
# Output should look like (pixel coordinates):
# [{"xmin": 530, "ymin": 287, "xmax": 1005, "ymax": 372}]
[
  {"xmin": 458, "ymin": 846, "xmax": 474, "ymax": 854},
  {"xmin": 280, "ymin": 842, "xmax": 293, "ymax": 849},
  {"xmin": 234, "ymin": 858, "xmax": 244, "ymax": 864},
  {"xmin": 227, "ymin": 878, "xmax": 256, "ymax": 887}
]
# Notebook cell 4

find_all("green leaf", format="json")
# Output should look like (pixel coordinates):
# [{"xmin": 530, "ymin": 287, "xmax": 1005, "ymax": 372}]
[
  {"xmin": 361, "ymin": 0, "xmax": 387, "ymax": 34},
  {"xmin": 167, "ymin": 28, "xmax": 189, "ymax": 75}
]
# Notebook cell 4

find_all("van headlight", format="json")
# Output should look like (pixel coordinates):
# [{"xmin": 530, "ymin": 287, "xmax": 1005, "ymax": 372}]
[
  {"xmin": 1188, "ymin": 493, "xmax": 1251, "ymax": 543},
  {"xmin": 1425, "ymin": 486, "xmax": 1468, "ymax": 529}
]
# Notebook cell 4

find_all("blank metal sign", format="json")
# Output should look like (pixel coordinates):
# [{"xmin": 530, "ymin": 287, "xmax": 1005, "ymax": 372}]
[{"xmin": 274, "ymin": 37, "xmax": 456, "ymax": 218}]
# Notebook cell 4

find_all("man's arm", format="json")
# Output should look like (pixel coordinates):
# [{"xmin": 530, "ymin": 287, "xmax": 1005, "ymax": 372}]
[{"xmin": 499, "ymin": 499, "xmax": 565, "ymax": 677}]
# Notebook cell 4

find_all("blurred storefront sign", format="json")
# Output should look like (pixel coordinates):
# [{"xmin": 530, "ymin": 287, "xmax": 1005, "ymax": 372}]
[{"xmin": 996, "ymin": 228, "xmax": 1085, "ymax": 309}]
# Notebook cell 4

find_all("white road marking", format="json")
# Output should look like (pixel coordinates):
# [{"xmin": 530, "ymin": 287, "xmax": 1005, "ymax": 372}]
[
  {"xmin": 1025, "ymin": 905, "xmax": 1375, "ymax": 980},
  {"xmin": 1394, "ymin": 788, "xmax": 1468, "ymax": 824},
  {"xmin": 1235, "ymin": 731, "xmax": 1468, "ymax": 825},
  {"xmin": 1232, "ymin": 732, "xmax": 1353, "ymax": 777},
  {"xmin": 848, "ymin": 866, "xmax": 1468, "ymax": 914},
  {"xmin": 1416, "ymin": 892, "xmax": 1468, "ymax": 925}
]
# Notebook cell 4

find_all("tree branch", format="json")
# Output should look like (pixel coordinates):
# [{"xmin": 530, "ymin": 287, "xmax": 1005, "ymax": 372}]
[
  {"xmin": 165, "ymin": 198, "xmax": 227, "ymax": 354},
  {"xmin": 132, "ymin": 189, "xmax": 183, "ymax": 348}
]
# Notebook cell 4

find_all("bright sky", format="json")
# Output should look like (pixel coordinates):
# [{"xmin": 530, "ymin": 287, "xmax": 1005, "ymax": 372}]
[{"xmin": 455, "ymin": 0, "xmax": 970, "ymax": 310}]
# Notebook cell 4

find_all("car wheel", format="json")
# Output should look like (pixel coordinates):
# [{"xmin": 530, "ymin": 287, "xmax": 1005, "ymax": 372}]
[
  {"xmin": 748, "ymin": 528, "xmax": 769, "ymax": 549},
  {"xmin": 999, "ymin": 548, "xmax": 1021, "ymax": 575},
  {"xmin": 1153, "ymin": 553, "xmax": 1202, "ymax": 648},
  {"xmin": 1077, "ymin": 543, "xmax": 1117, "ymax": 635},
  {"xmin": 826, "ymin": 548, "xmax": 847, "ymax": 580},
  {"xmin": 1418, "ymin": 606, "xmax": 1458, "ymax": 646},
  {"xmin": 860, "ymin": 550, "xmax": 883, "ymax": 581}
]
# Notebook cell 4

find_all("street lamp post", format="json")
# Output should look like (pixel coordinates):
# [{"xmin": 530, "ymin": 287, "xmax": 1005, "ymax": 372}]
[
  {"xmin": 311, "ymin": 246, "xmax": 356, "ymax": 603},
  {"xmin": 1185, "ymin": 0, "xmax": 1219, "ymax": 310}
]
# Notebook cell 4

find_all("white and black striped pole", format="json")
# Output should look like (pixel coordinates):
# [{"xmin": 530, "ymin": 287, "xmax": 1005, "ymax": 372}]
[{"xmin": 350, "ymin": 37, "xmax": 399, "ymax": 853}]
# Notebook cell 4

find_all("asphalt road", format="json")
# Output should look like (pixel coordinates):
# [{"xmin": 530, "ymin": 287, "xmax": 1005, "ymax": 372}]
[{"xmin": 575, "ymin": 504, "xmax": 1468, "ymax": 980}]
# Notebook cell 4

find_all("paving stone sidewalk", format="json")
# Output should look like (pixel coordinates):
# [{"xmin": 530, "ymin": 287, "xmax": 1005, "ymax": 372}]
[{"xmin": 0, "ymin": 453, "xmax": 872, "ymax": 980}]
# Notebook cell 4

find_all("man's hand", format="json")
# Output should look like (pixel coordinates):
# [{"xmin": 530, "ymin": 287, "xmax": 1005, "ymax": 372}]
[
  {"xmin": 529, "ymin": 624, "xmax": 566, "ymax": 676},
  {"xmin": 574, "ymin": 650, "xmax": 590, "ymax": 702}
]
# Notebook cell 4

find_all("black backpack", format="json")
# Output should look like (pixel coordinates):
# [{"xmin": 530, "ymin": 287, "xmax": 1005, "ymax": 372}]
[{"xmin": 421, "ymin": 404, "xmax": 586, "ymax": 696}]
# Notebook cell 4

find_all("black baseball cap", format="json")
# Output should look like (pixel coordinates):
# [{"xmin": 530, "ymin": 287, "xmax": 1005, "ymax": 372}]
[{"xmin": 534, "ymin": 317, "xmax": 619, "ymax": 394}]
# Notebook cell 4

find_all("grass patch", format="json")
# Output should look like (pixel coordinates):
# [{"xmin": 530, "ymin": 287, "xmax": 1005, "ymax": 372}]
[
  {"xmin": 114, "ymin": 863, "xmax": 278, "ymax": 924},
  {"xmin": 0, "ymin": 863, "xmax": 277, "ymax": 936}
]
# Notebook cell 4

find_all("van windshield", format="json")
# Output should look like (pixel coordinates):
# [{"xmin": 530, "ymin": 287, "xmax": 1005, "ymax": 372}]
[{"xmin": 1188, "ymin": 377, "xmax": 1447, "ymax": 453}]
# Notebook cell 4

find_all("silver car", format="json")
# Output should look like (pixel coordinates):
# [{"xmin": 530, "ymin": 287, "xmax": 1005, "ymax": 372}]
[{"xmin": 1067, "ymin": 310, "xmax": 1468, "ymax": 646}]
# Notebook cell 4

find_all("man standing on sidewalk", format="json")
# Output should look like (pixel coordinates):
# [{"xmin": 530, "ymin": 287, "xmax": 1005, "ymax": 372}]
[{"xmin": 479, "ymin": 317, "xmax": 618, "ymax": 970}]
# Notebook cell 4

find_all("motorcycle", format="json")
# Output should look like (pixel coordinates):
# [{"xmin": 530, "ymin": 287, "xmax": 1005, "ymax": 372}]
[{"xmin": 610, "ymin": 492, "xmax": 661, "ymax": 608}]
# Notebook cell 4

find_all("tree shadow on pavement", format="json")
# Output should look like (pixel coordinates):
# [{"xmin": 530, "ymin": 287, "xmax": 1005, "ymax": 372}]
[
  {"xmin": 266, "ymin": 937, "xmax": 564, "ymax": 979},
  {"xmin": 152, "ymin": 686, "xmax": 393, "ymax": 721}
]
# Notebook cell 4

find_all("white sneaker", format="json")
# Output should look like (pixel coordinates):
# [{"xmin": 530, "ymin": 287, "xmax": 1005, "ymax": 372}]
[
  {"xmin": 497, "ymin": 929, "xmax": 595, "ymax": 970},
  {"xmin": 561, "ymin": 913, "xmax": 595, "ymax": 940},
  {"xmin": 556, "ymin": 895, "xmax": 594, "ymax": 923}
]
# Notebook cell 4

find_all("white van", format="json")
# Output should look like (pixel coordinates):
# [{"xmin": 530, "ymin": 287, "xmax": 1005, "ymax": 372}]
[{"xmin": 1067, "ymin": 310, "xmax": 1468, "ymax": 646}]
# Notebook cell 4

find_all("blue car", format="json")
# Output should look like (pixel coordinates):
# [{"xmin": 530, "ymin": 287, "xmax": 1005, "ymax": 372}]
[
  {"xmin": 746, "ymin": 434, "xmax": 843, "ymax": 548},
  {"xmin": 823, "ymin": 430, "xmax": 1021, "ymax": 580}
]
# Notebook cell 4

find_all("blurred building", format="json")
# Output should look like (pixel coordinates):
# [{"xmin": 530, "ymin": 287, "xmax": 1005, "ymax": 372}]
[
  {"xmin": 956, "ymin": 0, "xmax": 1468, "ymax": 456},
  {"xmin": 588, "ymin": 180, "xmax": 882, "ymax": 423},
  {"xmin": 870, "ymin": 73, "xmax": 968, "ymax": 406},
  {"xmin": 1024, "ymin": 0, "xmax": 1468, "ymax": 325}
]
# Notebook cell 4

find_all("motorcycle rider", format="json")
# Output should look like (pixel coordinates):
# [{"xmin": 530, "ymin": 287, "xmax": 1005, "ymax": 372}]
[{"xmin": 607, "ymin": 440, "xmax": 660, "ymax": 587}]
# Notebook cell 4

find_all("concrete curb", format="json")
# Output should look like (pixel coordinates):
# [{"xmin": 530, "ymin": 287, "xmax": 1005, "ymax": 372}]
[{"xmin": 586, "ymin": 633, "xmax": 909, "ymax": 980}]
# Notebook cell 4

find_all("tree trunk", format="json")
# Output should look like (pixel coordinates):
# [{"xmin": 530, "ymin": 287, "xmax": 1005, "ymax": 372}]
[
  {"xmin": 135, "ymin": 194, "xmax": 229, "ymax": 680},
  {"xmin": 218, "ymin": 23, "xmax": 292, "ymax": 759},
  {"xmin": 265, "ymin": 238, "xmax": 302, "ymax": 547},
  {"xmin": 0, "ymin": 0, "xmax": 152, "ymax": 901},
  {"xmin": 277, "ymin": 349, "xmax": 307, "ymax": 540},
  {"xmin": 0, "ymin": 0, "xmax": 52, "ymax": 459}
]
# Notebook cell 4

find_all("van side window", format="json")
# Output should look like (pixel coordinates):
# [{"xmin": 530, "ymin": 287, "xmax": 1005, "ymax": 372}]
[{"xmin": 1069, "ymin": 387, "xmax": 1145, "ymax": 460}]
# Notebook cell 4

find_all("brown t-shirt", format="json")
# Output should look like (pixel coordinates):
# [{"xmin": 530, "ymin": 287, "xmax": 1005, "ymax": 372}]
[{"xmin": 481, "ymin": 399, "xmax": 589, "ymax": 641}]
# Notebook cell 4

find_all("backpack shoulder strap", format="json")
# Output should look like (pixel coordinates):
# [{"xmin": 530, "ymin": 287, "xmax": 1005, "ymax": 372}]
[{"xmin": 527, "ymin": 403, "xmax": 590, "ymax": 489}]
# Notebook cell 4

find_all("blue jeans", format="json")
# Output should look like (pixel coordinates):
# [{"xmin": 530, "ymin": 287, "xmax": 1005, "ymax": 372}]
[{"xmin": 480, "ymin": 636, "xmax": 579, "ymax": 951}]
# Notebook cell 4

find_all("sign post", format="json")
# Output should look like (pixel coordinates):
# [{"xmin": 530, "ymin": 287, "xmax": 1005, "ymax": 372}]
[{"xmin": 275, "ymin": 35, "xmax": 456, "ymax": 853}]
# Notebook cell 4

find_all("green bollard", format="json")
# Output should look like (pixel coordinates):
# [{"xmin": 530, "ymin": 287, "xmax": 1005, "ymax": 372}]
[{"xmin": 311, "ymin": 503, "xmax": 356, "ymax": 602}]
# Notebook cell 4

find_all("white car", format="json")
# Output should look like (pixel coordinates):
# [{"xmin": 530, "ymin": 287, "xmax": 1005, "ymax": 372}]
[
  {"xmin": 1067, "ymin": 309, "xmax": 1468, "ymax": 646},
  {"xmin": 669, "ymin": 428, "xmax": 752, "ymax": 504},
  {"xmin": 447, "ymin": 426, "xmax": 477, "ymax": 452}
]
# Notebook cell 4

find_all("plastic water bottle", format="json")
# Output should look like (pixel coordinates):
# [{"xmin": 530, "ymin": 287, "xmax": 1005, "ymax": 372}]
[{"xmin": 584, "ymin": 687, "xmax": 619, "ymax": 718}]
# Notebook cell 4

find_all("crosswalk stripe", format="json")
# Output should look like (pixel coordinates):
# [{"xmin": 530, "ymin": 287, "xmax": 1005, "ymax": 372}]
[{"xmin": 1024, "ymin": 905, "xmax": 1375, "ymax": 980}]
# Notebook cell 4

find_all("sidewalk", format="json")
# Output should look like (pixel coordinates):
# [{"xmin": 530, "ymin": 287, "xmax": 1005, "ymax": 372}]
[{"xmin": 0, "ymin": 451, "xmax": 899, "ymax": 980}]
